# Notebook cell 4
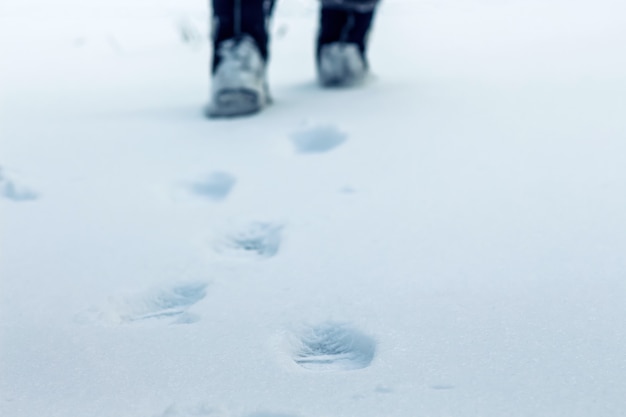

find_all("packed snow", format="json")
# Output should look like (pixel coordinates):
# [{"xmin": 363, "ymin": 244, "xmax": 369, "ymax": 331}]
[{"xmin": 1, "ymin": 0, "xmax": 626, "ymax": 416}]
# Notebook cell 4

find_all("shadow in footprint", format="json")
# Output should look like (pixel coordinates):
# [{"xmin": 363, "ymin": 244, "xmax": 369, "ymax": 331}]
[
  {"xmin": 0, "ymin": 167, "xmax": 38, "ymax": 202},
  {"xmin": 290, "ymin": 124, "xmax": 347, "ymax": 154},
  {"xmin": 213, "ymin": 222, "xmax": 283, "ymax": 260},
  {"xmin": 187, "ymin": 171, "xmax": 236, "ymax": 201},
  {"xmin": 292, "ymin": 321, "xmax": 376, "ymax": 371},
  {"xmin": 2, "ymin": 182, "xmax": 39, "ymax": 201},
  {"xmin": 113, "ymin": 282, "xmax": 208, "ymax": 324}
]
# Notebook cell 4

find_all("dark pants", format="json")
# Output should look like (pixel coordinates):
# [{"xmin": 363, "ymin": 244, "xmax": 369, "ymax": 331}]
[{"xmin": 211, "ymin": 0, "xmax": 378, "ymax": 72}]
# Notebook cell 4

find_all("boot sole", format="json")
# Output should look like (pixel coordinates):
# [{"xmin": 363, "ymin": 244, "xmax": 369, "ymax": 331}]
[{"xmin": 206, "ymin": 89, "xmax": 264, "ymax": 118}]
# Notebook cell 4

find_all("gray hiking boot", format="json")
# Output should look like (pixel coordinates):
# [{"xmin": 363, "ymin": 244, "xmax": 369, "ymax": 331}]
[
  {"xmin": 207, "ymin": 36, "xmax": 269, "ymax": 118},
  {"xmin": 317, "ymin": 42, "xmax": 368, "ymax": 87}
]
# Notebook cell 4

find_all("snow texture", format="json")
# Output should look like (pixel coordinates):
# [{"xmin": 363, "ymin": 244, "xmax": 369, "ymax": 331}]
[{"xmin": 2, "ymin": 0, "xmax": 626, "ymax": 417}]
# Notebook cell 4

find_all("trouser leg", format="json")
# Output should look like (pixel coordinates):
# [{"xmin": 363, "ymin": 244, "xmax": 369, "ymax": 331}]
[
  {"xmin": 211, "ymin": 0, "xmax": 274, "ymax": 72},
  {"xmin": 317, "ymin": 0, "xmax": 378, "ymax": 63}
]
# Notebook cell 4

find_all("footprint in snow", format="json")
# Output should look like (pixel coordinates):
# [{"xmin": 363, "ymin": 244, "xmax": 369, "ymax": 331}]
[
  {"xmin": 290, "ymin": 124, "xmax": 347, "ymax": 154},
  {"xmin": 0, "ymin": 166, "xmax": 39, "ymax": 202},
  {"xmin": 184, "ymin": 171, "xmax": 236, "ymax": 202},
  {"xmin": 291, "ymin": 321, "xmax": 376, "ymax": 371},
  {"xmin": 213, "ymin": 221, "xmax": 283, "ymax": 260},
  {"xmin": 104, "ymin": 282, "xmax": 208, "ymax": 325}
]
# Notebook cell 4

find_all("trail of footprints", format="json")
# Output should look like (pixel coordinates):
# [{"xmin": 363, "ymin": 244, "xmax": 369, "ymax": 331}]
[
  {"xmin": 89, "ymin": 123, "xmax": 373, "ymax": 368},
  {"xmin": 76, "ymin": 123, "xmax": 379, "ymax": 415}
]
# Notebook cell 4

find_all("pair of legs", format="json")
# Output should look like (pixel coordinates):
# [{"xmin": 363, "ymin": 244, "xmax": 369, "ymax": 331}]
[{"xmin": 208, "ymin": 0, "xmax": 380, "ymax": 117}]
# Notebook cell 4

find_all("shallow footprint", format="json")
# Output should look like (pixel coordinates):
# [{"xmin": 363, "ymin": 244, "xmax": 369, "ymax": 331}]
[
  {"xmin": 213, "ymin": 221, "xmax": 283, "ymax": 260},
  {"xmin": 112, "ymin": 282, "xmax": 208, "ymax": 324},
  {"xmin": 292, "ymin": 321, "xmax": 376, "ymax": 371},
  {"xmin": 0, "ymin": 166, "xmax": 38, "ymax": 202},
  {"xmin": 290, "ymin": 124, "xmax": 347, "ymax": 154},
  {"xmin": 185, "ymin": 171, "xmax": 236, "ymax": 201}
]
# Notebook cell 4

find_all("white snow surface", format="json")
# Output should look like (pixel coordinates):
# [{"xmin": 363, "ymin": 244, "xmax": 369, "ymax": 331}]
[{"xmin": 1, "ymin": 0, "xmax": 626, "ymax": 416}]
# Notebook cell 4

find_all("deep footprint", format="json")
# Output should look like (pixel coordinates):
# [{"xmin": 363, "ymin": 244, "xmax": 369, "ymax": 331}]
[
  {"xmin": 213, "ymin": 222, "xmax": 283, "ymax": 259},
  {"xmin": 290, "ymin": 124, "xmax": 347, "ymax": 154},
  {"xmin": 114, "ymin": 282, "xmax": 208, "ymax": 324},
  {"xmin": 292, "ymin": 322, "xmax": 376, "ymax": 371}
]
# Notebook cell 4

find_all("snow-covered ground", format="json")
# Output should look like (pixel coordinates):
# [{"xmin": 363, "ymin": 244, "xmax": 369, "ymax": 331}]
[{"xmin": 2, "ymin": 0, "xmax": 626, "ymax": 416}]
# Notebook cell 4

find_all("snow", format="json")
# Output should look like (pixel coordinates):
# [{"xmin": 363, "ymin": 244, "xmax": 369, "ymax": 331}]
[{"xmin": 1, "ymin": 0, "xmax": 626, "ymax": 416}]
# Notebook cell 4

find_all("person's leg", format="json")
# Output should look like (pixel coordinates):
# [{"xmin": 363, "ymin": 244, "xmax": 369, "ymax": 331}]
[
  {"xmin": 211, "ymin": 0, "xmax": 272, "ymax": 72},
  {"xmin": 316, "ymin": 8, "xmax": 348, "ymax": 58},
  {"xmin": 316, "ymin": 0, "xmax": 379, "ymax": 86},
  {"xmin": 208, "ymin": 0, "xmax": 274, "ymax": 117}
]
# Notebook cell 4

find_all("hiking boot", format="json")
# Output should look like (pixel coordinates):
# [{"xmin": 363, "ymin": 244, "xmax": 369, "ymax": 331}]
[
  {"xmin": 207, "ymin": 36, "xmax": 269, "ymax": 118},
  {"xmin": 317, "ymin": 42, "xmax": 368, "ymax": 87},
  {"xmin": 316, "ymin": 6, "xmax": 375, "ymax": 87}
]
